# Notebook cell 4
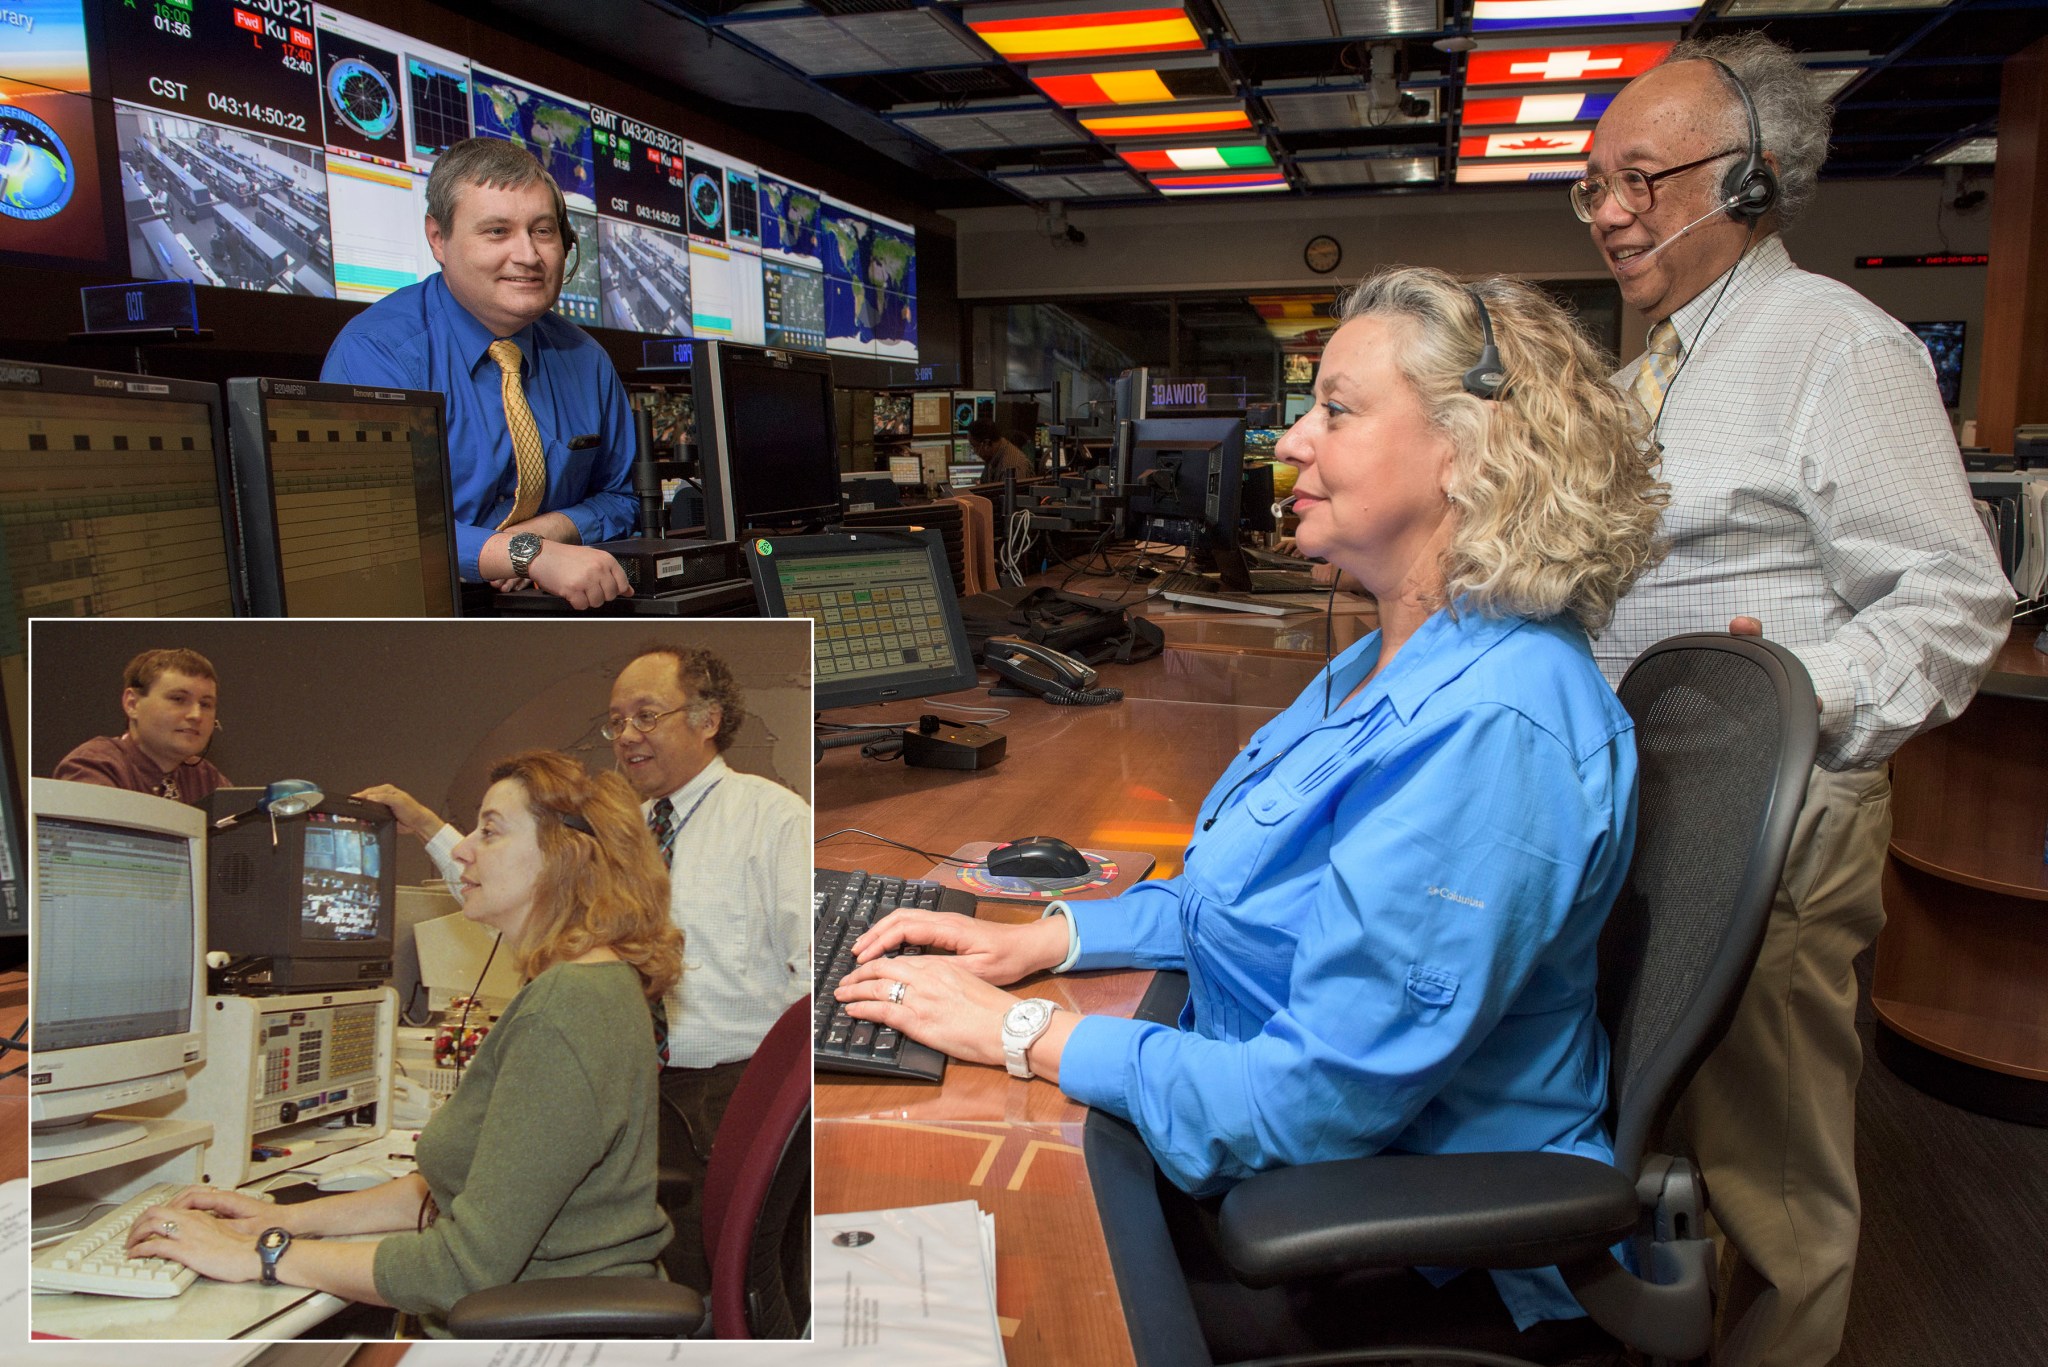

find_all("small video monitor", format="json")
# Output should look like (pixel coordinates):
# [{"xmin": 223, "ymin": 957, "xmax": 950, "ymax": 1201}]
[
  {"xmin": 1906, "ymin": 321, "xmax": 1965, "ymax": 410},
  {"xmin": 225, "ymin": 378, "xmax": 461, "ymax": 615},
  {"xmin": 747, "ymin": 528, "xmax": 979, "ymax": 709},
  {"xmin": 911, "ymin": 392, "xmax": 950, "ymax": 436},
  {"xmin": 888, "ymin": 455, "xmax": 922, "ymax": 486},
  {"xmin": 204, "ymin": 789, "xmax": 397, "ymax": 992}
]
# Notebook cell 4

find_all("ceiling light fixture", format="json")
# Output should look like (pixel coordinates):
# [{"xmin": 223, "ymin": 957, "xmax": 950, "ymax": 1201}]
[{"xmin": 962, "ymin": 2, "xmax": 1204, "ymax": 63}]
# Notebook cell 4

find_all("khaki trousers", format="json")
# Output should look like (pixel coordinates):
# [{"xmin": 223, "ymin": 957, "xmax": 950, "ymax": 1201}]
[{"xmin": 1668, "ymin": 763, "xmax": 1892, "ymax": 1367}]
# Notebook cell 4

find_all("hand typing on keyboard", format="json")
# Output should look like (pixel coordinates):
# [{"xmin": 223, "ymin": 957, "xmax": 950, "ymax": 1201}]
[
  {"xmin": 124, "ymin": 1186, "xmax": 283, "ymax": 1286},
  {"xmin": 836, "ymin": 909, "xmax": 1081, "ymax": 1079},
  {"xmin": 851, "ymin": 907, "xmax": 1070, "ymax": 986}
]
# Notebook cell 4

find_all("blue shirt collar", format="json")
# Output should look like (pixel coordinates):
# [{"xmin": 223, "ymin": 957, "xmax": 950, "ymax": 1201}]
[
  {"xmin": 427, "ymin": 273, "xmax": 536, "ymax": 375},
  {"xmin": 1327, "ymin": 605, "xmax": 1532, "ymax": 725}
]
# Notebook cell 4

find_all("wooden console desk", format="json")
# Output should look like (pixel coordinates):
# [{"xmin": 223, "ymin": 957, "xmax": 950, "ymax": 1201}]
[
  {"xmin": 815, "ymin": 647, "xmax": 1326, "ymax": 1367},
  {"xmin": 1873, "ymin": 623, "xmax": 2048, "ymax": 1120}
]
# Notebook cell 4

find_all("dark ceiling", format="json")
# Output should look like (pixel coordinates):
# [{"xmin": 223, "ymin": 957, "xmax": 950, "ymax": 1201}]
[{"xmin": 484, "ymin": 0, "xmax": 2048, "ymax": 212}]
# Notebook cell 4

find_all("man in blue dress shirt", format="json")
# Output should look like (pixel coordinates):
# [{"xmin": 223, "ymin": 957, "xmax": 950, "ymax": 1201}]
[{"xmin": 323, "ymin": 138, "xmax": 634, "ymax": 609}]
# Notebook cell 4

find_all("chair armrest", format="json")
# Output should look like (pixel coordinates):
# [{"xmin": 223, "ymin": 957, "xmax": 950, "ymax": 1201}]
[
  {"xmin": 447, "ymin": 1278, "xmax": 707, "ymax": 1338},
  {"xmin": 1218, "ymin": 1151, "xmax": 1638, "ymax": 1288}
]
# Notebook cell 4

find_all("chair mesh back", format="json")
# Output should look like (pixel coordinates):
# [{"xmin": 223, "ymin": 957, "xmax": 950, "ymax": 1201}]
[{"xmin": 1601, "ymin": 645, "xmax": 1789, "ymax": 1173}]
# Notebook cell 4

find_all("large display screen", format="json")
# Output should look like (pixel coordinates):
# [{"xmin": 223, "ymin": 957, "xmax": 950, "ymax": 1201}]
[
  {"xmin": 0, "ymin": 1, "xmax": 914, "ymax": 354},
  {"xmin": 0, "ymin": 2, "xmax": 110, "ymax": 265}
]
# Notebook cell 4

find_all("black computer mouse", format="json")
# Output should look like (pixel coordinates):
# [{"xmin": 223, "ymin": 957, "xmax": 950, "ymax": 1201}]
[{"xmin": 986, "ymin": 836, "xmax": 1092, "ymax": 880}]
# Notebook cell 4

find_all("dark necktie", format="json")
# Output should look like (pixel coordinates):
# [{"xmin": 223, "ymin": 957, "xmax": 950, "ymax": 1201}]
[
  {"xmin": 646, "ymin": 796, "xmax": 676, "ymax": 1067},
  {"xmin": 647, "ymin": 796, "xmax": 676, "ymax": 868}
]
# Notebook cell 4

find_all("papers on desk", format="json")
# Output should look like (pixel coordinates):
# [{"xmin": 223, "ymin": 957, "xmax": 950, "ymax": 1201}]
[
  {"xmin": 395, "ymin": 1201, "xmax": 1004, "ymax": 1366},
  {"xmin": 817, "ymin": 1201, "xmax": 1004, "ymax": 1364}
]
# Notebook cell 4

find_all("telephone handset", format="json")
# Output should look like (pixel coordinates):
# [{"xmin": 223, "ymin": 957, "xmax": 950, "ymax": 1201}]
[{"xmin": 983, "ymin": 638, "xmax": 1123, "ymax": 706}]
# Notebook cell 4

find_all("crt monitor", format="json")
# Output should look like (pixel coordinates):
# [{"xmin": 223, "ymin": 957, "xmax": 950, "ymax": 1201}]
[
  {"xmin": 694, "ymin": 341, "xmax": 843, "ymax": 541},
  {"xmin": 1124, "ymin": 417, "xmax": 1247, "ymax": 563},
  {"xmin": 225, "ymin": 378, "xmax": 461, "ymax": 616},
  {"xmin": 29, "ymin": 779, "xmax": 208, "ymax": 1161},
  {"xmin": 0, "ymin": 360, "xmax": 244, "ymax": 798},
  {"xmin": 746, "ymin": 529, "xmax": 979, "ymax": 709},
  {"xmin": 203, "ymin": 790, "xmax": 397, "ymax": 992}
]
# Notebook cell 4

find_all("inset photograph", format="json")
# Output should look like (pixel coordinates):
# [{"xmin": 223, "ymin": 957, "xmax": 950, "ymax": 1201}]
[{"xmin": 25, "ymin": 617, "xmax": 812, "ymax": 1342}]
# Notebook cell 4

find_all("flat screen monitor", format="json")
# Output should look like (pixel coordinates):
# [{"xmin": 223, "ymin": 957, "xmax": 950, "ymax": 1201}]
[
  {"xmin": 203, "ymin": 790, "xmax": 396, "ymax": 992},
  {"xmin": 224, "ymin": 378, "xmax": 460, "ymax": 616},
  {"xmin": 693, "ymin": 341, "xmax": 843, "ymax": 540},
  {"xmin": 29, "ymin": 779, "xmax": 208, "ymax": 1161},
  {"xmin": 1125, "ymin": 417, "xmax": 1247, "ymax": 564},
  {"xmin": 1907, "ymin": 321, "xmax": 1966, "ymax": 410},
  {"xmin": 0, "ymin": 361, "xmax": 244, "ymax": 789},
  {"xmin": 910, "ymin": 392, "xmax": 950, "ymax": 436},
  {"xmin": 747, "ymin": 529, "xmax": 979, "ymax": 710}
]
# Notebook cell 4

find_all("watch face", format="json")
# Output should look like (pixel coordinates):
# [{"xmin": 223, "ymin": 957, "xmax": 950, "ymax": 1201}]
[
  {"xmin": 260, "ymin": 1228, "xmax": 288, "ymax": 1252},
  {"xmin": 1008, "ymin": 999, "xmax": 1052, "ymax": 1033}
]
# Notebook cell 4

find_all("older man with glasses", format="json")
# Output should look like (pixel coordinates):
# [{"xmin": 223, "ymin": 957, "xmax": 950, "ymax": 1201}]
[
  {"xmin": 356, "ymin": 643, "xmax": 809, "ymax": 1291},
  {"xmin": 1578, "ymin": 31, "xmax": 2011, "ymax": 1367}
]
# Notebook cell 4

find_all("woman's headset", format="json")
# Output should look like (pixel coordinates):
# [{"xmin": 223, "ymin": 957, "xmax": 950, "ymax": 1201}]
[
  {"xmin": 1462, "ymin": 287, "xmax": 1506, "ymax": 401},
  {"xmin": 1706, "ymin": 56, "xmax": 1779, "ymax": 223}
]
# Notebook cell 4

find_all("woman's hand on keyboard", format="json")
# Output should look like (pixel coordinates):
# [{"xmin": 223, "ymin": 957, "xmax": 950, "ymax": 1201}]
[
  {"xmin": 124, "ymin": 1202, "xmax": 264, "ymax": 1283},
  {"xmin": 851, "ymin": 908, "xmax": 1067, "ymax": 987}
]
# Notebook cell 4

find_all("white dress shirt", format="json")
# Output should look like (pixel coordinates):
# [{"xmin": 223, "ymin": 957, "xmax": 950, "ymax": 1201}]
[
  {"xmin": 1593, "ymin": 233, "xmax": 2013, "ymax": 771},
  {"xmin": 423, "ymin": 754, "xmax": 811, "ymax": 1067}
]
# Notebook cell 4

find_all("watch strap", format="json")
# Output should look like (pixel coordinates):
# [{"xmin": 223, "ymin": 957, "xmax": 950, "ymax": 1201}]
[{"xmin": 257, "ymin": 1226, "xmax": 292, "ymax": 1286}]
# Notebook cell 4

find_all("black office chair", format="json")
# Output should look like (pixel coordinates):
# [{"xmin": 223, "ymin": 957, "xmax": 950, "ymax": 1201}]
[{"xmin": 1086, "ymin": 633, "xmax": 1819, "ymax": 1367}]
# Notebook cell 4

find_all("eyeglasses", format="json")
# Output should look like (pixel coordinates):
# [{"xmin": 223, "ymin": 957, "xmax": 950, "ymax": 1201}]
[
  {"xmin": 600, "ymin": 704, "xmax": 689, "ymax": 741},
  {"xmin": 1569, "ymin": 148, "xmax": 1742, "ymax": 223}
]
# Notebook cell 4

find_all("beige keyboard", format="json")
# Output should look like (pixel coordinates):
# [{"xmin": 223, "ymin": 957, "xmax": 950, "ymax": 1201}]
[{"xmin": 32, "ymin": 1182, "xmax": 201, "ymax": 1298}]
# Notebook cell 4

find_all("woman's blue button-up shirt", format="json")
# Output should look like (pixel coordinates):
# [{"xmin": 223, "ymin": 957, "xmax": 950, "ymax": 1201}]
[{"xmin": 1059, "ymin": 605, "xmax": 1638, "ymax": 1328}]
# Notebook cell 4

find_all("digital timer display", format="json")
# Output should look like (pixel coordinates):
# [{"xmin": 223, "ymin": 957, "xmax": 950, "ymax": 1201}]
[{"xmin": 107, "ymin": 0, "xmax": 323, "ymax": 143}]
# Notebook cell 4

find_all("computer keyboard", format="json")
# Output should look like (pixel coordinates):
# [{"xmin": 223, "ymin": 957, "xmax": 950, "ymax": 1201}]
[
  {"xmin": 31, "ymin": 1182, "xmax": 201, "ymax": 1299},
  {"xmin": 815, "ymin": 867, "xmax": 977, "ymax": 1082}
]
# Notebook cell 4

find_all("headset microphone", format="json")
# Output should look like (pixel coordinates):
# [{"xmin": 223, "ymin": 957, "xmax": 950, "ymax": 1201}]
[
  {"xmin": 1626, "ymin": 196, "xmax": 1742, "ymax": 269},
  {"xmin": 1272, "ymin": 493, "xmax": 1298, "ymax": 518}
]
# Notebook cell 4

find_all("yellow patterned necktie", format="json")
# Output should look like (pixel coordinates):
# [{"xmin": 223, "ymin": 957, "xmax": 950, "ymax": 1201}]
[
  {"xmin": 488, "ymin": 338, "xmax": 547, "ymax": 530},
  {"xmin": 1629, "ymin": 320, "xmax": 1683, "ymax": 428}
]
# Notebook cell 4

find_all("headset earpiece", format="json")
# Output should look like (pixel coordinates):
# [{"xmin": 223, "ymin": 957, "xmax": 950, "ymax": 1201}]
[
  {"xmin": 1708, "ymin": 56, "xmax": 1778, "ymax": 222},
  {"xmin": 1461, "ymin": 287, "xmax": 1506, "ymax": 401}
]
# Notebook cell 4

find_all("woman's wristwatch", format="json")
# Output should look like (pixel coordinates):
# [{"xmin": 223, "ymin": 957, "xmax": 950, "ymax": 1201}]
[
  {"xmin": 256, "ymin": 1226, "xmax": 293, "ymax": 1285},
  {"xmin": 1002, "ymin": 998, "xmax": 1061, "ymax": 1079}
]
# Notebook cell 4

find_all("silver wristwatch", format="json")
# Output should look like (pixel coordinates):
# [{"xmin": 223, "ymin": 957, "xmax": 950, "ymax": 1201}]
[
  {"xmin": 1002, "ymin": 998, "xmax": 1060, "ymax": 1079},
  {"xmin": 506, "ymin": 531, "xmax": 543, "ymax": 577}
]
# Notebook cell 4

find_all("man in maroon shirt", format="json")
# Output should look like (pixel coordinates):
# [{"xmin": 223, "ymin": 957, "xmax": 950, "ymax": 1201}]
[{"xmin": 54, "ymin": 648, "xmax": 228, "ymax": 803}]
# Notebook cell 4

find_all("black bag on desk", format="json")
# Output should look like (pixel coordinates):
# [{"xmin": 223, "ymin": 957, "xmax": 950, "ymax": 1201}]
[{"xmin": 960, "ymin": 586, "xmax": 1164, "ymax": 667}]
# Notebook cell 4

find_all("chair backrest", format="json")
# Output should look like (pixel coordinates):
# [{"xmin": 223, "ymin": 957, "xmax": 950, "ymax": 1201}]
[
  {"xmin": 702, "ymin": 995, "xmax": 812, "ymax": 1338},
  {"xmin": 1599, "ymin": 634, "xmax": 1818, "ymax": 1176}
]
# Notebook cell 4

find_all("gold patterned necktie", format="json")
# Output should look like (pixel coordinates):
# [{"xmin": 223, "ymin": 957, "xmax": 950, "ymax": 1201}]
[
  {"xmin": 1629, "ymin": 320, "xmax": 1683, "ymax": 428},
  {"xmin": 487, "ymin": 338, "xmax": 547, "ymax": 530}
]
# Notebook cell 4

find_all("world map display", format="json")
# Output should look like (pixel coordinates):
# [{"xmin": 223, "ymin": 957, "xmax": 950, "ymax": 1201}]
[
  {"xmin": 760, "ymin": 177, "xmax": 819, "ymax": 263},
  {"xmin": 472, "ymin": 75, "xmax": 593, "ymax": 207},
  {"xmin": 823, "ymin": 204, "xmax": 916, "ymax": 353}
]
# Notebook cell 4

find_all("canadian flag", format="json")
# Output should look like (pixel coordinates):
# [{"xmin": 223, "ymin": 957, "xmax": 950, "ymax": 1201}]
[{"xmin": 1460, "ymin": 129, "xmax": 1593, "ymax": 158}]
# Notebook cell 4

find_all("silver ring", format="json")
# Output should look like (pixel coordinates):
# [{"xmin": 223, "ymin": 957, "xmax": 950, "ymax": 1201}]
[
  {"xmin": 886, "ymin": 980, "xmax": 907, "ymax": 1005},
  {"xmin": 160, "ymin": 1220, "xmax": 178, "ymax": 1237}
]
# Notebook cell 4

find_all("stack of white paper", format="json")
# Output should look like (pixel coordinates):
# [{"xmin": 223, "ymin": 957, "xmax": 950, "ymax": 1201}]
[{"xmin": 815, "ymin": 1200, "xmax": 1004, "ymax": 1366}]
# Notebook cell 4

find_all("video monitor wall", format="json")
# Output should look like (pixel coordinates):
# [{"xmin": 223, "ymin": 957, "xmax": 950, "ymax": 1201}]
[{"xmin": 2, "ymin": 1, "xmax": 916, "ymax": 359}]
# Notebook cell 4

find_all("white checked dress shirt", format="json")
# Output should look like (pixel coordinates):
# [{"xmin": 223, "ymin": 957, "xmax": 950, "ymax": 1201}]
[
  {"xmin": 1593, "ymin": 234, "xmax": 2013, "ymax": 772},
  {"xmin": 425, "ymin": 754, "xmax": 812, "ymax": 1066}
]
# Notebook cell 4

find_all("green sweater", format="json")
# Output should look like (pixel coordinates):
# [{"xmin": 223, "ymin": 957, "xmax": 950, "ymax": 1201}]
[{"xmin": 372, "ymin": 960, "xmax": 670, "ymax": 1334}]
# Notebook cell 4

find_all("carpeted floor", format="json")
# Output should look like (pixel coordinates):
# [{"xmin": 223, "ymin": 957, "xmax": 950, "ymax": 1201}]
[{"xmin": 1837, "ymin": 952, "xmax": 2048, "ymax": 1365}]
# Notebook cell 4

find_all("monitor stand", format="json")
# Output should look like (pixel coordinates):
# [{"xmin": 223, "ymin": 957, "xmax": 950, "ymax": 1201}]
[{"xmin": 31, "ymin": 1114, "xmax": 149, "ymax": 1163}]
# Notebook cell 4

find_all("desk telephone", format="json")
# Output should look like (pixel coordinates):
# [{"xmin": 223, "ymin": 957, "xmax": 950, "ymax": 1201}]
[{"xmin": 984, "ymin": 638, "xmax": 1124, "ymax": 706}]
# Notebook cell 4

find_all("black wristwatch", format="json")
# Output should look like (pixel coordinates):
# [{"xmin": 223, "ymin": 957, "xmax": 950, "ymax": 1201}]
[
  {"xmin": 506, "ymin": 531, "xmax": 543, "ymax": 578},
  {"xmin": 256, "ymin": 1226, "xmax": 293, "ymax": 1286}
]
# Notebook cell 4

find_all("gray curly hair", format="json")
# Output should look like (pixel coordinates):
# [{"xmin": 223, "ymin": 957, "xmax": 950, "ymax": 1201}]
[{"xmin": 1665, "ymin": 31, "xmax": 1833, "ymax": 229}]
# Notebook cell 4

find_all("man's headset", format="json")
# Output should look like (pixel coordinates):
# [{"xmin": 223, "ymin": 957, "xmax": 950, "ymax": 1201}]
[
  {"xmin": 1707, "ymin": 56, "xmax": 1778, "ymax": 223},
  {"xmin": 1274, "ymin": 287, "xmax": 1504, "ymax": 517}
]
